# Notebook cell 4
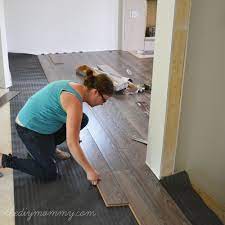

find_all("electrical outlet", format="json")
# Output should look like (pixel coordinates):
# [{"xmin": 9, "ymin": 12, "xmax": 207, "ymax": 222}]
[{"xmin": 130, "ymin": 9, "xmax": 138, "ymax": 18}]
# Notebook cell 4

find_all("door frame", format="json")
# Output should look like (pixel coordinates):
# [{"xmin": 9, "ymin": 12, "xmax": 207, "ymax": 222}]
[
  {"xmin": 146, "ymin": 0, "xmax": 191, "ymax": 178},
  {"xmin": 120, "ymin": 0, "xmax": 147, "ymax": 51}
]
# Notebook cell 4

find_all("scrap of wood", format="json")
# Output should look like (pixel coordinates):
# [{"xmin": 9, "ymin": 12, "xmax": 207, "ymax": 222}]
[
  {"xmin": 136, "ymin": 101, "xmax": 150, "ymax": 115},
  {"xmin": 130, "ymin": 136, "xmax": 148, "ymax": 145},
  {"xmin": 48, "ymin": 54, "xmax": 64, "ymax": 65},
  {"xmin": 0, "ymin": 91, "xmax": 20, "ymax": 108}
]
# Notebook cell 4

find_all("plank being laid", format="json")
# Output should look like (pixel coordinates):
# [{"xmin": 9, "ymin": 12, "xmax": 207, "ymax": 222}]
[{"xmin": 80, "ymin": 129, "xmax": 128, "ymax": 207}]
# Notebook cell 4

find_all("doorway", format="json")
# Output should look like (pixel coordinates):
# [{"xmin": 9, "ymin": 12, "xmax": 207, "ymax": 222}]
[{"xmin": 121, "ymin": 0, "xmax": 157, "ymax": 58}]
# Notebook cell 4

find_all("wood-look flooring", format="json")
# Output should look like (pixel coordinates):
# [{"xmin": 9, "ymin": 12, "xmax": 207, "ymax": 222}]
[{"xmin": 38, "ymin": 51, "xmax": 191, "ymax": 225}]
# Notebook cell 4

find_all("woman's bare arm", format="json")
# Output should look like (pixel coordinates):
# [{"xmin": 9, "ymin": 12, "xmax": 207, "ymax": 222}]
[{"xmin": 61, "ymin": 92, "xmax": 100, "ymax": 184}]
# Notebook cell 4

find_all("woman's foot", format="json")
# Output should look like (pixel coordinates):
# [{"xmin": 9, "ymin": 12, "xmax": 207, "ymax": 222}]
[
  {"xmin": 55, "ymin": 148, "xmax": 71, "ymax": 160},
  {"xmin": 0, "ymin": 153, "xmax": 3, "ymax": 168},
  {"xmin": 0, "ymin": 153, "xmax": 3, "ymax": 177}
]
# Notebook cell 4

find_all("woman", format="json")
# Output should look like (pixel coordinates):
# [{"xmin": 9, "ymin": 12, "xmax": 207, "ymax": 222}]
[{"xmin": 0, "ymin": 72, "xmax": 114, "ymax": 185}]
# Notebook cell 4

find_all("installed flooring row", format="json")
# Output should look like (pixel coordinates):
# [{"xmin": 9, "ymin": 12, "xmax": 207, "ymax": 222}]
[{"xmin": 38, "ymin": 51, "xmax": 191, "ymax": 225}]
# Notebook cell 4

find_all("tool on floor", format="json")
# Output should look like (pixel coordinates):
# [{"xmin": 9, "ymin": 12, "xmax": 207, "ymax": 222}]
[{"xmin": 130, "ymin": 136, "xmax": 148, "ymax": 145}]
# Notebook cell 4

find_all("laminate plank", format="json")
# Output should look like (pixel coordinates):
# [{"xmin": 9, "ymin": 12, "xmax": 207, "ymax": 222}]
[
  {"xmin": 133, "ymin": 165, "xmax": 192, "ymax": 225},
  {"xmin": 90, "ymin": 102, "xmax": 148, "ymax": 170},
  {"xmin": 97, "ymin": 172, "xmax": 129, "ymax": 207},
  {"xmin": 80, "ymin": 129, "xmax": 128, "ymax": 207},
  {"xmin": 83, "ymin": 103, "xmax": 129, "ymax": 171},
  {"xmin": 92, "ymin": 102, "xmax": 148, "ymax": 168},
  {"xmin": 115, "ymin": 170, "xmax": 192, "ymax": 225},
  {"xmin": 91, "ymin": 105, "xmax": 130, "ymax": 149},
  {"xmin": 52, "ymin": 53, "xmax": 77, "ymax": 81},
  {"xmin": 38, "ymin": 54, "xmax": 59, "ymax": 82},
  {"xmin": 115, "ymin": 170, "xmax": 165, "ymax": 225},
  {"xmin": 119, "ymin": 51, "xmax": 153, "ymax": 82},
  {"xmin": 39, "ymin": 54, "xmax": 75, "ymax": 82},
  {"xmin": 107, "ymin": 97, "xmax": 149, "ymax": 140},
  {"xmin": 48, "ymin": 53, "xmax": 64, "ymax": 65},
  {"xmin": 96, "ymin": 51, "xmax": 151, "ymax": 84},
  {"xmin": 104, "ymin": 98, "xmax": 146, "ymax": 138},
  {"xmin": 120, "ymin": 142, "xmax": 147, "ymax": 169},
  {"xmin": 80, "ymin": 129, "xmax": 111, "ymax": 174}
]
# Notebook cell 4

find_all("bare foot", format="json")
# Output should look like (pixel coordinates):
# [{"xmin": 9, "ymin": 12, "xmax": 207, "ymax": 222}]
[{"xmin": 55, "ymin": 148, "xmax": 71, "ymax": 160}]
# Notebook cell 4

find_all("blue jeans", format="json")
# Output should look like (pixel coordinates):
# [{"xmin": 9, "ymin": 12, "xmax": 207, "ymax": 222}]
[{"xmin": 2, "ymin": 113, "xmax": 89, "ymax": 181}]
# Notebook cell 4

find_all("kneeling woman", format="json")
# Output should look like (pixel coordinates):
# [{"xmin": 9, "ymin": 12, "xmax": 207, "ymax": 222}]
[{"xmin": 0, "ymin": 72, "xmax": 114, "ymax": 185}]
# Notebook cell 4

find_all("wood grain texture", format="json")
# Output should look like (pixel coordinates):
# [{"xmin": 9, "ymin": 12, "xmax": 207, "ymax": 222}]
[
  {"xmin": 80, "ymin": 129, "xmax": 128, "ymax": 206},
  {"xmin": 83, "ymin": 104, "xmax": 130, "ymax": 172},
  {"xmin": 135, "ymin": 165, "xmax": 192, "ymax": 225},
  {"xmin": 161, "ymin": 0, "xmax": 191, "ymax": 176},
  {"xmin": 116, "ymin": 169, "xmax": 192, "ymax": 225}
]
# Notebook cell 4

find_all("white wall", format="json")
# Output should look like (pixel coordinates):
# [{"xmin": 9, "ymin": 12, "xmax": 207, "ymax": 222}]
[
  {"xmin": 175, "ymin": 0, "xmax": 225, "ymax": 206},
  {"xmin": 4, "ymin": 0, "xmax": 119, "ymax": 54},
  {"xmin": 0, "ymin": 0, "xmax": 11, "ymax": 88},
  {"xmin": 146, "ymin": 0, "xmax": 176, "ymax": 178},
  {"xmin": 122, "ymin": 0, "xmax": 146, "ymax": 51}
]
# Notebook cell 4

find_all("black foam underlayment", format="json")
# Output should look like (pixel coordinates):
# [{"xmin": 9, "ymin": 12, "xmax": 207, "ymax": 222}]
[
  {"xmin": 160, "ymin": 171, "xmax": 223, "ymax": 225},
  {"xmin": 8, "ymin": 53, "xmax": 138, "ymax": 225}
]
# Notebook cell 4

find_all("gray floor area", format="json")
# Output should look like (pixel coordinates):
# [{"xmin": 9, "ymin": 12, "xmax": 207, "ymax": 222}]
[{"xmin": 9, "ymin": 53, "xmax": 138, "ymax": 225}]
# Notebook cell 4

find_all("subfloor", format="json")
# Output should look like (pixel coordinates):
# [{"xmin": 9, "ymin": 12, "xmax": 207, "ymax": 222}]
[{"xmin": 0, "ymin": 51, "xmax": 191, "ymax": 225}]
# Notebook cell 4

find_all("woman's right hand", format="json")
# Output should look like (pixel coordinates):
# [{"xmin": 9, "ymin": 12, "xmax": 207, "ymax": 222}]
[{"xmin": 87, "ymin": 168, "xmax": 101, "ymax": 186}]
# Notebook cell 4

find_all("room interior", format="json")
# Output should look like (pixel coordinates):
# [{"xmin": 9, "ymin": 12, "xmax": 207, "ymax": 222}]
[{"xmin": 0, "ymin": 0, "xmax": 224, "ymax": 225}]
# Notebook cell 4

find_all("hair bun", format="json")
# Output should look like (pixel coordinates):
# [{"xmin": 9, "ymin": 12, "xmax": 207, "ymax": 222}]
[
  {"xmin": 86, "ymin": 69, "xmax": 94, "ymax": 77},
  {"xmin": 84, "ymin": 69, "xmax": 96, "ymax": 86}
]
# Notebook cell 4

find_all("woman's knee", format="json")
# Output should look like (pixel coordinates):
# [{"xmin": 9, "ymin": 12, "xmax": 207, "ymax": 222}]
[{"xmin": 81, "ymin": 113, "xmax": 89, "ymax": 130}]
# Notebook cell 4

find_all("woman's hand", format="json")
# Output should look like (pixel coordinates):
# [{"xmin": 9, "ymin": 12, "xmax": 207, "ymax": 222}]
[{"xmin": 87, "ymin": 168, "xmax": 101, "ymax": 186}]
